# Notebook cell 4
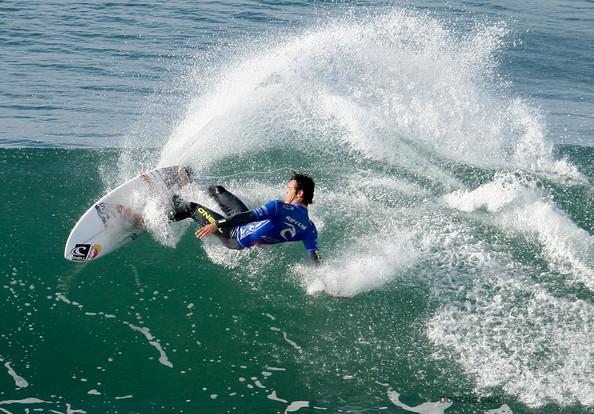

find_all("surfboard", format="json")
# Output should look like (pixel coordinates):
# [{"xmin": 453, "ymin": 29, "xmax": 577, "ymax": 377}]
[{"xmin": 64, "ymin": 165, "xmax": 195, "ymax": 262}]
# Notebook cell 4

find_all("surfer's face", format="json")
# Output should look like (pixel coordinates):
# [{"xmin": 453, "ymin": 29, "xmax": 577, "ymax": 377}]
[{"xmin": 285, "ymin": 179, "xmax": 302, "ymax": 204}]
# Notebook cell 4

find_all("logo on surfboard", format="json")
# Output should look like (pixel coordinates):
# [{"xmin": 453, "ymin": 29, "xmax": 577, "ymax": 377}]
[
  {"xmin": 71, "ymin": 243, "xmax": 102, "ymax": 261},
  {"xmin": 95, "ymin": 202, "xmax": 112, "ymax": 225}
]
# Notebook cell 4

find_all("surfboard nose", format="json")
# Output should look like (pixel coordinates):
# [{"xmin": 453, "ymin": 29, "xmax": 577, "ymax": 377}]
[
  {"xmin": 64, "ymin": 233, "xmax": 81, "ymax": 262},
  {"xmin": 64, "ymin": 165, "xmax": 193, "ymax": 262}
]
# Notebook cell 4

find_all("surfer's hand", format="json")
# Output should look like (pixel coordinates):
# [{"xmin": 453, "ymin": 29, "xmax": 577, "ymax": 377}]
[
  {"xmin": 195, "ymin": 223, "xmax": 218, "ymax": 239},
  {"xmin": 178, "ymin": 166, "xmax": 190, "ymax": 186}
]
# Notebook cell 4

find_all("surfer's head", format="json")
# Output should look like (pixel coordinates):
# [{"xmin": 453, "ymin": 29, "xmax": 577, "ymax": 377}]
[{"xmin": 286, "ymin": 172, "xmax": 315, "ymax": 205}]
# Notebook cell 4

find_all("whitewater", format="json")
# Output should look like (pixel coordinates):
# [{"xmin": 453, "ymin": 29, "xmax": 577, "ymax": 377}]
[{"xmin": 1, "ymin": 3, "xmax": 592, "ymax": 413}]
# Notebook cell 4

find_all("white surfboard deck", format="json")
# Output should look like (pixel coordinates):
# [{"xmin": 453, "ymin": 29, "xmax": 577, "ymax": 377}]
[{"xmin": 64, "ymin": 165, "xmax": 196, "ymax": 262}]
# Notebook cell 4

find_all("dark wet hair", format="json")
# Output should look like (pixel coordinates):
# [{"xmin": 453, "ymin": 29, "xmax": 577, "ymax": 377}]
[{"xmin": 290, "ymin": 172, "xmax": 315, "ymax": 205}]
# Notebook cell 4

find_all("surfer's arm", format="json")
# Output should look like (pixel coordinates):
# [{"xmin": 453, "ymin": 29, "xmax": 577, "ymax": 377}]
[
  {"xmin": 210, "ymin": 200, "xmax": 277, "ymax": 229},
  {"xmin": 196, "ymin": 201, "xmax": 277, "ymax": 239},
  {"xmin": 215, "ymin": 211, "xmax": 258, "ymax": 228},
  {"xmin": 177, "ymin": 166, "xmax": 192, "ymax": 186},
  {"xmin": 195, "ymin": 211, "xmax": 258, "ymax": 239},
  {"xmin": 196, "ymin": 200, "xmax": 275, "ymax": 240},
  {"xmin": 304, "ymin": 233, "xmax": 321, "ymax": 266}
]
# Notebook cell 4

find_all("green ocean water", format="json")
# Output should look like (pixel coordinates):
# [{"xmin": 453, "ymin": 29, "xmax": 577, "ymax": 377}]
[
  {"xmin": 2, "ymin": 3, "xmax": 594, "ymax": 413},
  {"xmin": 1, "ymin": 146, "xmax": 592, "ymax": 413}
]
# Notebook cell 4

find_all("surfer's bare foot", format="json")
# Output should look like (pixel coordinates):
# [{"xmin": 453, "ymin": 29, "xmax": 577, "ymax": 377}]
[
  {"xmin": 116, "ymin": 204, "xmax": 144, "ymax": 227},
  {"xmin": 178, "ymin": 166, "xmax": 191, "ymax": 186}
]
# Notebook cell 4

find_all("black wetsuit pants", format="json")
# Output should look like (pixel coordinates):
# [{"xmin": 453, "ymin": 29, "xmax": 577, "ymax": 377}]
[{"xmin": 181, "ymin": 186, "xmax": 249, "ymax": 250}]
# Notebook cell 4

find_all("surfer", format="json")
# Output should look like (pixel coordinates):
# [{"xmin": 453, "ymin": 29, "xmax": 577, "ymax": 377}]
[{"xmin": 170, "ymin": 172, "xmax": 321, "ymax": 265}]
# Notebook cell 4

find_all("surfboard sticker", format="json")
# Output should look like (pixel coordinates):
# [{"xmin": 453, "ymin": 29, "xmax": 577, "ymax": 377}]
[
  {"xmin": 70, "ymin": 243, "xmax": 92, "ymax": 261},
  {"xmin": 95, "ymin": 202, "xmax": 112, "ymax": 225}
]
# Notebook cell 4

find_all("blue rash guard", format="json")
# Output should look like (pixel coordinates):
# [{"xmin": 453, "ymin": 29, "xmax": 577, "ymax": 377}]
[{"xmin": 235, "ymin": 200, "xmax": 318, "ymax": 252}]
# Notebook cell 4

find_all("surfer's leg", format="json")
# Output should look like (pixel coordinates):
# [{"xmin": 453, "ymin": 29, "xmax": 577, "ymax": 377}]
[
  {"xmin": 208, "ymin": 186, "xmax": 250, "ymax": 216},
  {"xmin": 191, "ymin": 204, "xmax": 243, "ymax": 250},
  {"xmin": 170, "ymin": 197, "xmax": 243, "ymax": 250},
  {"xmin": 188, "ymin": 202, "xmax": 223, "ymax": 226}
]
